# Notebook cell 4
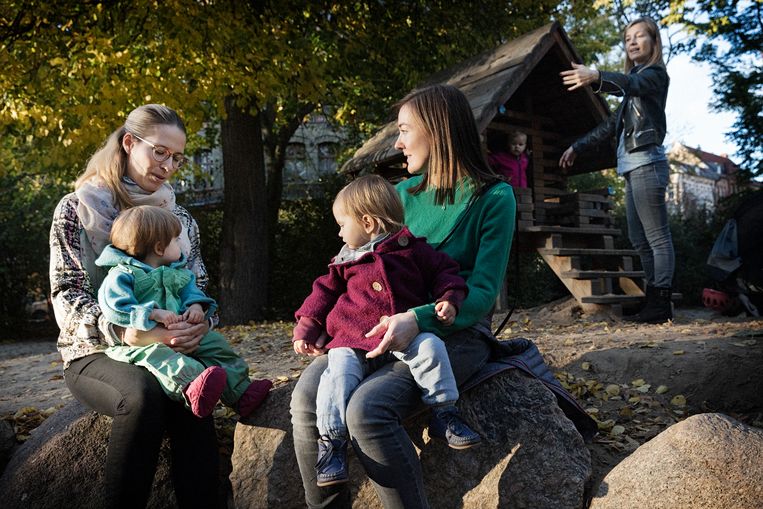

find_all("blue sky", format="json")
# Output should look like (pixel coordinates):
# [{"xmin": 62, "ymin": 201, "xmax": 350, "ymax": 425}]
[{"xmin": 664, "ymin": 52, "xmax": 740, "ymax": 161}]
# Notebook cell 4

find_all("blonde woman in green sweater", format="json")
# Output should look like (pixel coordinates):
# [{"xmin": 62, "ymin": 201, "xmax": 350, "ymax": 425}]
[{"xmin": 290, "ymin": 84, "xmax": 516, "ymax": 509}]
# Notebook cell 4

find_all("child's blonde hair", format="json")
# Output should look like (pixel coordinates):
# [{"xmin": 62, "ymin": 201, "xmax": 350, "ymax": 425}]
[
  {"xmin": 110, "ymin": 205, "xmax": 181, "ymax": 260},
  {"xmin": 335, "ymin": 175, "xmax": 405, "ymax": 234}
]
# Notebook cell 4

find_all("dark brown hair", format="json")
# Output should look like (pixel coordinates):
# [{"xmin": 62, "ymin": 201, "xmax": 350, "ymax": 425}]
[{"xmin": 395, "ymin": 84, "xmax": 497, "ymax": 205}]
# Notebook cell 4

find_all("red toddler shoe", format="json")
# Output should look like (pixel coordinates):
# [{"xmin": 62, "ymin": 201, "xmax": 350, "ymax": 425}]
[
  {"xmin": 237, "ymin": 379, "xmax": 273, "ymax": 418},
  {"xmin": 183, "ymin": 366, "xmax": 227, "ymax": 418}
]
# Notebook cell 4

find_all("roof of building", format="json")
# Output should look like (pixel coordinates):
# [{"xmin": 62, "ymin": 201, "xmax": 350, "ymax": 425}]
[
  {"xmin": 668, "ymin": 142, "xmax": 740, "ymax": 180},
  {"xmin": 341, "ymin": 22, "xmax": 612, "ymax": 175}
]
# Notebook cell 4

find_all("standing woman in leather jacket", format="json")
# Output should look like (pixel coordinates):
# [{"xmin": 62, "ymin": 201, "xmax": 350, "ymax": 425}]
[{"xmin": 558, "ymin": 17, "xmax": 675, "ymax": 323}]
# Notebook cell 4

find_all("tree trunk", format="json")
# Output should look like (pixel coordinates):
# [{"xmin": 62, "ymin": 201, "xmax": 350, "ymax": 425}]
[{"xmin": 219, "ymin": 97, "xmax": 268, "ymax": 323}]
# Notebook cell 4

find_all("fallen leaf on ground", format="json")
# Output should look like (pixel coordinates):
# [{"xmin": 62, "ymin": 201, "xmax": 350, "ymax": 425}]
[{"xmin": 597, "ymin": 419, "xmax": 615, "ymax": 431}]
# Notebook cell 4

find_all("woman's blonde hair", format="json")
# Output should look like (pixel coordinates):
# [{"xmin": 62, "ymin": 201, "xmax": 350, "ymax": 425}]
[
  {"xmin": 110, "ymin": 205, "xmax": 181, "ymax": 260},
  {"xmin": 624, "ymin": 17, "xmax": 665, "ymax": 73},
  {"xmin": 395, "ymin": 84, "xmax": 497, "ymax": 205},
  {"xmin": 335, "ymin": 175, "xmax": 405, "ymax": 235},
  {"xmin": 75, "ymin": 104, "xmax": 186, "ymax": 210}
]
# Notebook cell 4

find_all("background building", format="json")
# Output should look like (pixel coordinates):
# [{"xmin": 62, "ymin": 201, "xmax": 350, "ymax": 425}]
[
  {"xmin": 667, "ymin": 142, "xmax": 742, "ymax": 216},
  {"xmin": 173, "ymin": 114, "xmax": 344, "ymax": 206}
]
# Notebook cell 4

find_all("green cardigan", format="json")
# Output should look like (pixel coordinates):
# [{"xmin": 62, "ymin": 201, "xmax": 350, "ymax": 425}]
[{"xmin": 397, "ymin": 176, "xmax": 516, "ymax": 336}]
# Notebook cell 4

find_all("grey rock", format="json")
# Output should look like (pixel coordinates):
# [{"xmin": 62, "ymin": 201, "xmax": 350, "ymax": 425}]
[
  {"xmin": 0, "ymin": 401, "xmax": 178, "ymax": 509},
  {"xmin": 0, "ymin": 417, "xmax": 17, "ymax": 471},
  {"xmin": 590, "ymin": 413, "xmax": 763, "ymax": 509},
  {"xmin": 231, "ymin": 369, "xmax": 591, "ymax": 509}
]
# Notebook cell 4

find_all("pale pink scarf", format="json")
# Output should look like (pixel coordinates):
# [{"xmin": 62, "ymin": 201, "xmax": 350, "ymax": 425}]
[{"xmin": 75, "ymin": 177, "xmax": 191, "ymax": 257}]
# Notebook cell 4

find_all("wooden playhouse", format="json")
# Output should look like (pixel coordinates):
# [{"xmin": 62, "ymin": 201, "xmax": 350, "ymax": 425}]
[{"xmin": 340, "ymin": 22, "xmax": 650, "ymax": 314}]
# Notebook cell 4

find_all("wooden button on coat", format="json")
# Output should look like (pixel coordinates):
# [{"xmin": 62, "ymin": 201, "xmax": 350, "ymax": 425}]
[
  {"xmin": 372, "ymin": 281, "xmax": 383, "ymax": 291},
  {"xmin": 398, "ymin": 236, "xmax": 409, "ymax": 247}
]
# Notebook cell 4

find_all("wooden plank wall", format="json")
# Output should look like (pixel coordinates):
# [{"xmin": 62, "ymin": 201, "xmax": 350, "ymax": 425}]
[{"xmin": 487, "ymin": 108, "xmax": 569, "ymax": 229}]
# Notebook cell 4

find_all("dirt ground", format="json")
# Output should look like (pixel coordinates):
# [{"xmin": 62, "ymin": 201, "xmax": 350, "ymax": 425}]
[{"xmin": 2, "ymin": 299, "xmax": 762, "ymax": 493}]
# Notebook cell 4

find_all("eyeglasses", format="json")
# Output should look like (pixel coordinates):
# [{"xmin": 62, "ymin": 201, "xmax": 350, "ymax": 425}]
[{"xmin": 132, "ymin": 134, "xmax": 189, "ymax": 169}]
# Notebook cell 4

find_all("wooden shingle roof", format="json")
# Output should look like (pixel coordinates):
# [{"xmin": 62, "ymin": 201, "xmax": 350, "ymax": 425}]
[{"xmin": 341, "ymin": 22, "xmax": 611, "ymax": 175}]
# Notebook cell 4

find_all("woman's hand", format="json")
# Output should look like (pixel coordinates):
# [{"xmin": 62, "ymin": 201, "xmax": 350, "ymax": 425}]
[
  {"xmin": 121, "ymin": 320, "xmax": 209, "ymax": 354},
  {"xmin": 165, "ymin": 320, "xmax": 208, "ymax": 354},
  {"xmin": 559, "ymin": 146, "xmax": 577, "ymax": 170},
  {"xmin": 365, "ymin": 311, "xmax": 419, "ymax": 359},
  {"xmin": 560, "ymin": 62, "xmax": 600, "ymax": 91}
]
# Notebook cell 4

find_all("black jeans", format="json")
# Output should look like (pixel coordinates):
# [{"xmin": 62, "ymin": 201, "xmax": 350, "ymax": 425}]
[{"xmin": 65, "ymin": 354, "xmax": 220, "ymax": 509}]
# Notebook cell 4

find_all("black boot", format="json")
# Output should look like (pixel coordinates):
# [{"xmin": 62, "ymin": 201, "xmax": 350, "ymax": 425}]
[{"xmin": 626, "ymin": 286, "xmax": 672, "ymax": 324}]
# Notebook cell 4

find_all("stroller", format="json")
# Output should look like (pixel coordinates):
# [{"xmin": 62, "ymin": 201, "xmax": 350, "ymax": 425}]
[{"xmin": 704, "ymin": 190, "xmax": 763, "ymax": 316}]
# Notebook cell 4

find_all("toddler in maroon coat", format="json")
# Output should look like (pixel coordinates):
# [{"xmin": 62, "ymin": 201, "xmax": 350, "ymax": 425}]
[{"xmin": 292, "ymin": 175, "xmax": 481, "ymax": 487}]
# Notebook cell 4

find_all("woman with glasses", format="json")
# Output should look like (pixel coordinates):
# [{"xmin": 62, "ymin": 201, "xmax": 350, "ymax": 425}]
[{"xmin": 49, "ymin": 104, "xmax": 221, "ymax": 508}]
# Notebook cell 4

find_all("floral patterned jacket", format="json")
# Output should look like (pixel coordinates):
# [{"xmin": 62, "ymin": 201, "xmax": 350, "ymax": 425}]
[{"xmin": 49, "ymin": 193, "xmax": 210, "ymax": 368}]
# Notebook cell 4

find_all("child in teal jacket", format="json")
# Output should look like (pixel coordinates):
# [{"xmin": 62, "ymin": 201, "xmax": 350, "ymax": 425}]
[{"xmin": 97, "ymin": 205, "xmax": 272, "ymax": 418}]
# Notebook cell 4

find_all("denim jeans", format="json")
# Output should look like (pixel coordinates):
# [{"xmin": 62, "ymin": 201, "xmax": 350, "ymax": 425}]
[
  {"xmin": 65, "ymin": 353, "xmax": 220, "ymax": 509},
  {"xmin": 624, "ymin": 161, "xmax": 675, "ymax": 288},
  {"xmin": 291, "ymin": 328, "xmax": 491, "ymax": 509},
  {"xmin": 316, "ymin": 333, "xmax": 459, "ymax": 438}
]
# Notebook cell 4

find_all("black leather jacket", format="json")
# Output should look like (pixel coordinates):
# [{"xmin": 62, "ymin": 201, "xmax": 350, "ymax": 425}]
[{"xmin": 573, "ymin": 65, "xmax": 669, "ymax": 154}]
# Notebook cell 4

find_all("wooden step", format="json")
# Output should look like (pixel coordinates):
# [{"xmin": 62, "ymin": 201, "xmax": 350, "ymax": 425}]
[
  {"xmin": 519, "ymin": 225, "xmax": 621, "ymax": 235},
  {"xmin": 538, "ymin": 248, "xmax": 638, "ymax": 256},
  {"xmin": 582, "ymin": 292, "xmax": 684, "ymax": 304},
  {"xmin": 561, "ymin": 270, "xmax": 645, "ymax": 280},
  {"xmin": 581, "ymin": 294, "xmax": 645, "ymax": 304}
]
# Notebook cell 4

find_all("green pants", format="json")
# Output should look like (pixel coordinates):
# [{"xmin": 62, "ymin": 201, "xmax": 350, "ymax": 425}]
[{"xmin": 105, "ymin": 330, "xmax": 251, "ymax": 409}]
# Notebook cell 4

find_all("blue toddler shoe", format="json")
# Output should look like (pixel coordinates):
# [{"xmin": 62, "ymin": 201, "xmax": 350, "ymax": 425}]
[
  {"xmin": 428, "ymin": 405, "xmax": 482, "ymax": 449},
  {"xmin": 316, "ymin": 435, "xmax": 349, "ymax": 487}
]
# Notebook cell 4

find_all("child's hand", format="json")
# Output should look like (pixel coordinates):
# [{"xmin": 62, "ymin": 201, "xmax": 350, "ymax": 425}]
[
  {"xmin": 293, "ymin": 339, "xmax": 316, "ymax": 355},
  {"xmin": 292, "ymin": 336, "xmax": 329, "ymax": 357},
  {"xmin": 151, "ymin": 308, "xmax": 183, "ymax": 326},
  {"xmin": 435, "ymin": 301, "xmax": 457, "ymax": 325},
  {"xmin": 183, "ymin": 304, "xmax": 205, "ymax": 324}
]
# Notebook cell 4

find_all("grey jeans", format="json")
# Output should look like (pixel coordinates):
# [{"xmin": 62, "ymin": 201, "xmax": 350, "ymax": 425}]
[
  {"xmin": 624, "ymin": 161, "xmax": 675, "ymax": 288},
  {"xmin": 290, "ymin": 327, "xmax": 491, "ymax": 509}
]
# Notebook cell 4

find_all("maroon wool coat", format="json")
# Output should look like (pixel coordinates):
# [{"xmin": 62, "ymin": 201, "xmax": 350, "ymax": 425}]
[{"xmin": 294, "ymin": 227, "xmax": 467, "ymax": 351}]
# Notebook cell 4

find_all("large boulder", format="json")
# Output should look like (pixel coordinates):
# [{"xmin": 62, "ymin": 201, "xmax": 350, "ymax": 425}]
[
  {"xmin": 231, "ymin": 369, "xmax": 591, "ymax": 509},
  {"xmin": 0, "ymin": 401, "xmax": 218, "ymax": 509},
  {"xmin": 0, "ymin": 418, "xmax": 16, "ymax": 471},
  {"xmin": 590, "ymin": 413, "xmax": 763, "ymax": 509}
]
